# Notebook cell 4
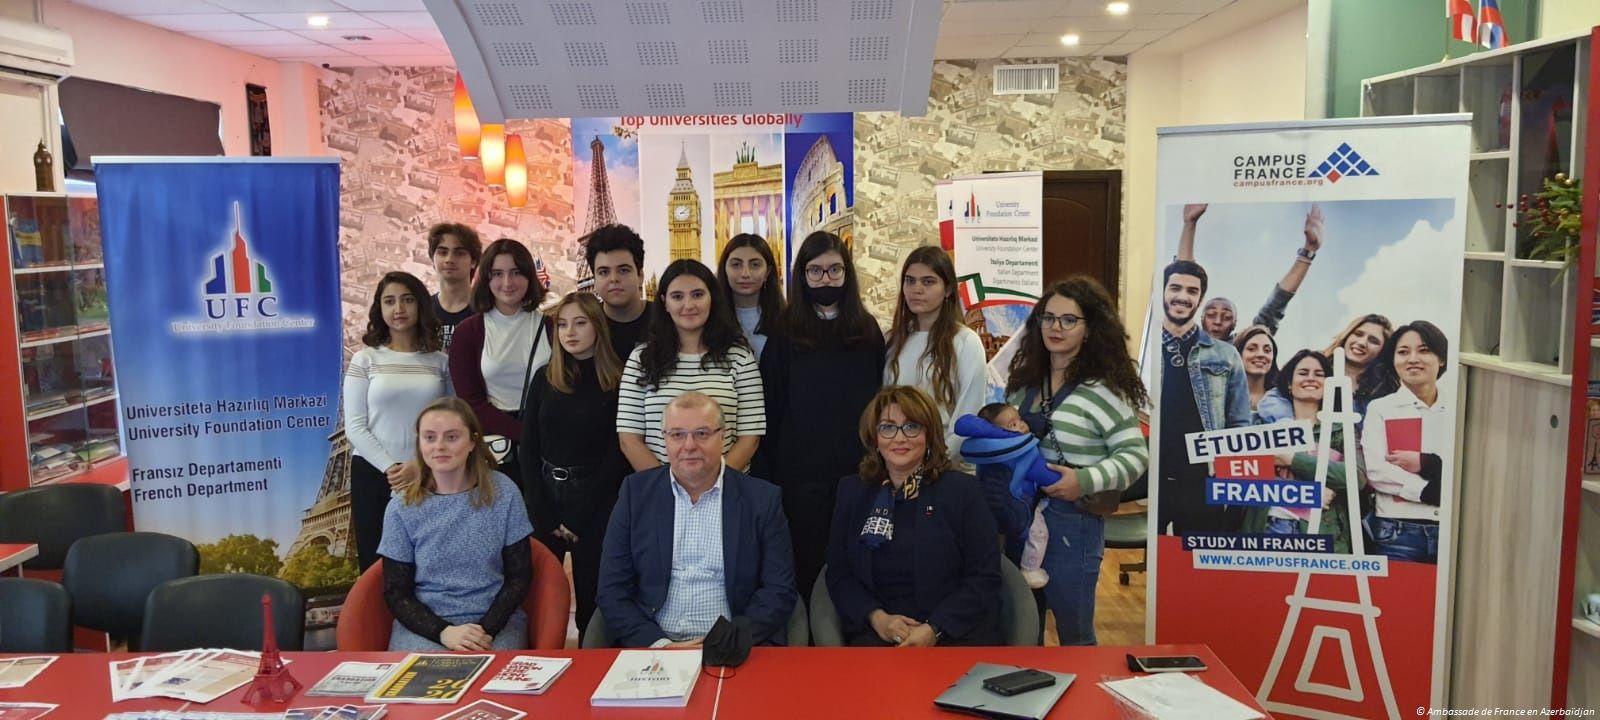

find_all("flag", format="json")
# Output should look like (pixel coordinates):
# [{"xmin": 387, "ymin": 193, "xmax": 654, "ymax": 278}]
[
  {"xmin": 1447, "ymin": 0, "xmax": 1475, "ymax": 43},
  {"xmin": 533, "ymin": 254, "xmax": 551, "ymax": 288},
  {"xmin": 1478, "ymin": 0, "xmax": 1507, "ymax": 49}
]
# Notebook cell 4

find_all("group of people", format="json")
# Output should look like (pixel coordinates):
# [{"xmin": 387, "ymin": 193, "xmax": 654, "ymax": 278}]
[
  {"xmin": 342, "ymin": 221, "xmax": 1151, "ymax": 652},
  {"xmin": 1156, "ymin": 203, "xmax": 1449, "ymax": 563}
]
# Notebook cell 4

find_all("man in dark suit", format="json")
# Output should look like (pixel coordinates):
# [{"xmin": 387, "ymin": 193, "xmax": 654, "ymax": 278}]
[{"xmin": 597, "ymin": 392, "xmax": 797, "ymax": 648}]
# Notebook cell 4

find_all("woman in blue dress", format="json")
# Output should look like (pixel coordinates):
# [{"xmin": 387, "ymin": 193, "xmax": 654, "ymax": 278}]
[{"xmin": 378, "ymin": 397, "xmax": 536, "ymax": 651}]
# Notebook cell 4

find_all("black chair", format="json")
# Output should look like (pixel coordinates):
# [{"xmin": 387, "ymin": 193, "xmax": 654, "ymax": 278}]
[
  {"xmin": 0, "ymin": 578, "xmax": 72, "ymax": 652},
  {"xmin": 142, "ymin": 574, "xmax": 305, "ymax": 651},
  {"xmin": 63, "ymin": 531, "xmax": 198, "ymax": 649},
  {"xmin": 583, "ymin": 602, "xmax": 809, "ymax": 648},
  {"xmin": 0, "ymin": 484, "xmax": 124, "ymax": 571},
  {"xmin": 1105, "ymin": 474, "xmax": 1150, "ymax": 585}
]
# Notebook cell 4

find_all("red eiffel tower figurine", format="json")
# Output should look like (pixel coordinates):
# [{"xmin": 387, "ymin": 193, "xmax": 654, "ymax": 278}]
[{"xmin": 242, "ymin": 593, "xmax": 301, "ymax": 704}]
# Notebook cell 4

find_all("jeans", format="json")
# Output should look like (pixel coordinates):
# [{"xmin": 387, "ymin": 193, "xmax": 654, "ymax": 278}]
[
  {"xmin": 1039, "ymin": 499, "xmax": 1104, "ymax": 646},
  {"xmin": 1265, "ymin": 516, "xmax": 1301, "ymax": 535},
  {"xmin": 1363, "ymin": 512, "xmax": 1439, "ymax": 564}
]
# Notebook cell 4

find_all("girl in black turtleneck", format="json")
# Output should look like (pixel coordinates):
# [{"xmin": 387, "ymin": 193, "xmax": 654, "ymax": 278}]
[{"xmin": 519, "ymin": 292, "xmax": 625, "ymax": 642}]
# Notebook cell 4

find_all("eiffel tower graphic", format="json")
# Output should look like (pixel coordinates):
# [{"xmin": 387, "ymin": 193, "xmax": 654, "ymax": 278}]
[
  {"xmin": 576, "ymin": 134, "xmax": 618, "ymax": 292},
  {"xmin": 1256, "ymin": 348, "xmax": 1400, "ymax": 720}
]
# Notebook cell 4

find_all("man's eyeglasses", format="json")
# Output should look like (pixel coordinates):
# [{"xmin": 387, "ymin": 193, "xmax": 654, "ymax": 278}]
[
  {"xmin": 876, "ymin": 421, "xmax": 924, "ymax": 439},
  {"xmin": 804, "ymin": 264, "xmax": 846, "ymax": 281},
  {"xmin": 665, "ymin": 426, "xmax": 725, "ymax": 443},
  {"xmin": 1037, "ymin": 313, "xmax": 1082, "ymax": 330}
]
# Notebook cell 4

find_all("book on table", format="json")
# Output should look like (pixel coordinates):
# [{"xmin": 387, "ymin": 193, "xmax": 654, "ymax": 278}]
[
  {"xmin": 364, "ymin": 653, "xmax": 493, "ymax": 705},
  {"xmin": 306, "ymin": 662, "xmax": 397, "ymax": 697},
  {"xmin": 589, "ymin": 649, "xmax": 702, "ymax": 707},
  {"xmin": 480, "ymin": 655, "xmax": 572, "ymax": 695}
]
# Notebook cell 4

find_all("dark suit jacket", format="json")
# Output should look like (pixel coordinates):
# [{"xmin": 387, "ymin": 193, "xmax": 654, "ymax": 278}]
[
  {"xmin": 826, "ymin": 470, "xmax": 1001, "ymax": 644},
  {"xmin": 596, "ymin": 464, "xmax": 797, "ymax": 647}
]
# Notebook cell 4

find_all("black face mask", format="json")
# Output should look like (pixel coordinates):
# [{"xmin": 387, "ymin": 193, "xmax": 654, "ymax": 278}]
[
  {"xmin": 808, "ymin": 284, "xmax": 847, "ymax": 308},
  {"xmin": 702, "ymin": 616, "xmax": 752, "ymax": 667}
]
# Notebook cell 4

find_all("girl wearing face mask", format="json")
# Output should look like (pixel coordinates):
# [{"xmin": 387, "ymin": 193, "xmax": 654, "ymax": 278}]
[
  {"xmin": 717, "ymin": 233, "xmax": 785, "ymax": 359},
  {"xmin": 1360, "ymin": 321, "xmax": 1450, "ymax": 564},
  {"xmin": 1242, "ymin": 350, "xmax": 1361, "ymax": 553},
  {"xmin": 1233, "ymin": 325, "xmax": 1286, "ymax": 419},
  {"xmin": 518, "ymin": 293, "xmax": 624, "ymax": 641},
  {"xmin": 1003, "ymin": 276, "xmax": 1148, "ymax": 646},
  {"xmin": 344, "ymin": 271, "xmax": 451, "ymax": 572},
  {"xmin": 448, "ymin": 239, "xmax": 553, "ymax": 492},
  {"xmin": 756, "ymin": 231, "xmax": 885, "ymax": 601},
  {"xmin": 617, "ymin": 259, "xmax": 765, "ymax": 471},
  {"xmin": 379, "ymin": 398, "xmax": 535, "ymax": 651},
  {"xmin": 885, "ymin": 246, "xmax": 987, "ymax": 462}
]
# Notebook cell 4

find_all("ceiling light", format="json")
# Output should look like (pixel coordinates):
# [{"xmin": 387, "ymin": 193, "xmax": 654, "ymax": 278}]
[
  {"xmin": 1059, "ymin": 34, "xmax": 1080, "ymax": 46},
  {"xmin": 1106, "ymin": 2, "xmax": 1130, "ymax": 15},
  {"xmin": 307, "ymin": 15, "xmax": 330, "ymax": 28},
  {"xmin": 340, "ymin": 34, "xmax": 371, "ymax": 41},
  {"xmin": 480, "ymin": 124, "xmax": 506, "ymax": 186}
]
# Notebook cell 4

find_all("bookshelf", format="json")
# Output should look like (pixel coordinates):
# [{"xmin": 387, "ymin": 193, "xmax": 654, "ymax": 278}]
[
  {"xmin": 0, "ymin": 192, "xmax": 127, "ymax": 492},
  {"xmin": 1362, "ymin": 28, "xmax": 1595, "ymax": 710}
]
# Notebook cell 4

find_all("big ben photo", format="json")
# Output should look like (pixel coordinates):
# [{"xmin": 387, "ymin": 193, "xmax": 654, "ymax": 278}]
[{"xmin": 667, "ymin": 143, "xmax": 701, "ymax": 261}]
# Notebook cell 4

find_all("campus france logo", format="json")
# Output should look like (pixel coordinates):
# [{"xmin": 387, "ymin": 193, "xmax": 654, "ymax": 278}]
[
  {"xmin": 1307, "ymin": 143, "xmax": 1380, "ymax": 184},
  {"xmin": 170, "ymin": 202, "xmax": 314, "ymax": 334}
]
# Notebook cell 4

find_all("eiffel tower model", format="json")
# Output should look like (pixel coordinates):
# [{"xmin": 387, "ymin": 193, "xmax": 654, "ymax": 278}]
[
  {"xmin": 577, "ymin": 134, "xmax": 618, "ymax": 292},
  {"xmin": 242, "ymin": 593, "xmax": 301, "ymax": 704}
]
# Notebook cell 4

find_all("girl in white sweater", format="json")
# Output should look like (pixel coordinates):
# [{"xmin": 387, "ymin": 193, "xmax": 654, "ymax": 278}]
[
  {"xmin": 884, "ymin": 246, "xmax": 987, "ymax": 460},
  {"xmin": 344, "ymin": 271, "xmax": 452, "ymax": 571}
]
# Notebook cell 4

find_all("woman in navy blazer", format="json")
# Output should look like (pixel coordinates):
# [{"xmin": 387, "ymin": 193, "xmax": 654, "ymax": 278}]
[{"xmin": 826, "ymin": 385, "xmax": 1001, "ymax": 647}]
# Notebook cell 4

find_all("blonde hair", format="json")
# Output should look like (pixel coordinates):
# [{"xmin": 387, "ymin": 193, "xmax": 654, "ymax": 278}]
[
  {"xmin": 856, "ymin": 385, "xmax": 951, "ymax": 484},
  {"xmin": 1321, "ymin": 313, "xmax": 1393, "ymax": 362},
  {"xmin": 545, "ymin": 292, "xmax": 622, "ymax": 394},
  {"xmin": 405, "ymin": 397, "xmax": 497, "ymax": 508}
]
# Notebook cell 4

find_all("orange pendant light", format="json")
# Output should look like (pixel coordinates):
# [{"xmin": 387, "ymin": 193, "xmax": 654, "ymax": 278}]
[
  {"xmin": 480, "ymin": 123, "xmax": 506, "ymax": 186},
  {"xmin": 453, "ymin": 74, "xmax": 480, "ymax": 158},
  {"xmin": 505, "ymin": 134, "xmax": 528, "ymax": 208}
]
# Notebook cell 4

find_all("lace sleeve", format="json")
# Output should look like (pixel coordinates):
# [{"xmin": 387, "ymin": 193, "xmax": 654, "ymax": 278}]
[
  {"xmin": 478, "ymin": 538, "xmax": 533, "ymax": 636},
  {"xmin": 382, "ymin": 557, "xmax": 450, "ymax": 643}
]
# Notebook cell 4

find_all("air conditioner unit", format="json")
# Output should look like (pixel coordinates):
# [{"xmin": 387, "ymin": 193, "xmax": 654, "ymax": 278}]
[{"xmin": 0, "ymin": 16, "xmax": 74, "ymax": 80}]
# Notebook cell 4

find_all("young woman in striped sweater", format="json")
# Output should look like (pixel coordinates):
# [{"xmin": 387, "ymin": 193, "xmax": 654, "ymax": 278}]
[
  {"xmin": 1004, "ymin": 276, "xmax": 1149, "ymax": 646},
  {"xmin": 616, "ymin": 259, "xmax": 765, "ymax": 471}
]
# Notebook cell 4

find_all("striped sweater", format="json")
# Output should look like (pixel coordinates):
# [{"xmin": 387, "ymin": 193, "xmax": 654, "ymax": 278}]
[
  {"xmin": 617, "ymin": 344, "xmax": 766, "ymax": 463},
  {"xmin": 1008, "ymin": 379, "xmax": 1147, "ymax": 495}
]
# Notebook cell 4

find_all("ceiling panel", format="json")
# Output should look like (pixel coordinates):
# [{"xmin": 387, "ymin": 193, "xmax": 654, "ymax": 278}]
[
  {"xmin": 331, "ymin": 0, "xmax": 428, "ymax": 10},
  {"xmin": 294, "ymin": 27, "xmax": 424, "ymax": 43},
  {"xmin": 192, "ymin": 29, "xmax": 321, "ymax": 45},
  {"xmin": 72, "ymin": 0, "xmax": 221, "ymax": 13},
  {"xmin": 245, "ymin": 11, "xmax": 385, "ymax": 30},
  {"xmin": 131, "ymin": 12, "xmax": 275, "ymax": 31},
  {"xmin": 363, "ymin": 11, "xmax": 439, "ymax": 29},
  {"xmin": 244, "ymin": 44, "xmax": 353, "ymax": 57},
  {"xmin": 206, "ymin": 0, "xmax": 349, "ymax": 12}
]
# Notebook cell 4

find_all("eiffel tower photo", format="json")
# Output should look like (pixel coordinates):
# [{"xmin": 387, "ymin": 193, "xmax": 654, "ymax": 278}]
[{"xmin": 577, "ymin": 134, "xmax": 618, "ymax": 291}]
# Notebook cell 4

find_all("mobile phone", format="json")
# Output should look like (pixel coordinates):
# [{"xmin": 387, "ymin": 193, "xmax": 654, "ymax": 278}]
[
  {"xmin": 1128, "ymin": 654, "xmax": 1208, "ymax": 673},
  {"xmin": 982, "ymin": 668, "xmax": 1056, "ymax": 696}
]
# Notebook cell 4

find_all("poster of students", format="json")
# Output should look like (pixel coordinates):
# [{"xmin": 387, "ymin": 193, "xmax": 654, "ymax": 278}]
[{"xmin": 1144, "ymin": 117, "xmax": 1468, "ymax": 720}]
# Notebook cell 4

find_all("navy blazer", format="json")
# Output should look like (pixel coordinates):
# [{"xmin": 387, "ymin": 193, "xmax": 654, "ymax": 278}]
[
  {"xmin": 596, "ymin": 464, "xmax": 797, "ymax": 647},
  {"xmin": 826, "ymin": 470, "xmax": 1001, "ymax": 644}
]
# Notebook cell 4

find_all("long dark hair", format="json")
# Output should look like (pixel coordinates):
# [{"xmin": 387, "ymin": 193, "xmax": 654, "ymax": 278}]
[
  {"xmin": 1356, "ymin": 320, "xmax": 1450, "ymax": 399},
  {"xmin": 636, "ymin": 259, "xmax": 746, "ymax": 389},
  {"xmin": 1275, "ymin": 349, "xmax": 1331, "ymax": 400},
  {"xmin": 778, "ymin": 231, "xmax": 879, "ymax": 350},
  {"xmin": 471, "ymin": 238, "xmax": 546, "ymax": 313},
  {"xmin": 361, "ymin": 271, "xmax": 442, "ymax": 352},
  {"xmin": 717, "ymin": 233, "xmax": 784, "ymax": 336},
  {"xmin": 886, "ymin": 246, "xmax": 964, "ymax": 408},
  {"xmin": 1006, "ymin": 276, "xmax": 1147, "ymax": 408},
  {"xmin": 1233, "ymin": 324, "xmax": 1279, "ymax": 389}
]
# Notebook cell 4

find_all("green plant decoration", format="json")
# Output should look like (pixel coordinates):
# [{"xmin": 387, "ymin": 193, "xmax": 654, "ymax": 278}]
[{"xmin": 1515, "ymin": 173, "xmax": 1582, "ymax": 267}]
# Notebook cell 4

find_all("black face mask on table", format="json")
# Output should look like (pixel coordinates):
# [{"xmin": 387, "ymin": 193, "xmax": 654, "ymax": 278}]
[{"xmin": 702, "ymin": 615, "xmax": 752, "ymax": 667}]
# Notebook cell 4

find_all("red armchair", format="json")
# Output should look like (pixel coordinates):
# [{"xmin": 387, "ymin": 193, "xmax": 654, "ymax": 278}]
[{"xmin": 336, "ymin": 538, "xmax": 571, "ymax": 650}]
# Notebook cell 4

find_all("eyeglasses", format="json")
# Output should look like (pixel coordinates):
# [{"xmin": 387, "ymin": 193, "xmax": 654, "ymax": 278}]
[
  {"xmin": 876, "ymin": 421, "xmax": 925, "ymax": 439},
  {"xmin": 1038, "ymin": 313, "xmax": 1082, "ymax": 329},
  {"xmin": 664, "ymin": 426, "xmax": 724, "ymax": 443},
  {"xmin": 485, "ymin": 436, "xmax": 511, "ymax": 454},
  {"xmin": 804, "ymin": 264, "xmax": 846, "ymax": 281}
]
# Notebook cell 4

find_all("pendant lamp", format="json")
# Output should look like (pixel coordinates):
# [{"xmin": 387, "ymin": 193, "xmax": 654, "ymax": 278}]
[
  {"xmin": 453, "ymin": 75, "xmax": 480, "ymax": 158},
  {"xmin": 480, "ymin": 123, "xmax": 506, "ymax": 186},
  {"xmin": 505, "ymin": 134, "xmax": 528, "ymax": 208}
]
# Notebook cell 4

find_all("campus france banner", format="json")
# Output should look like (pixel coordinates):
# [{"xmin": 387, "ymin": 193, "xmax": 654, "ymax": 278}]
[
  {"xmin": 938, "ymin": 171, "xmax": 1044, "ymax": 398},
  {"xmin": 96, "ymin": 158, "xmax": 346, "ymax": 588},
  {"xmin": 569, "ymin": 113, "xmax": 854, "ymax": 292},
  {"xmin": 1144, "ymin": 116, "xmax": 1468, "ymax": 719}
]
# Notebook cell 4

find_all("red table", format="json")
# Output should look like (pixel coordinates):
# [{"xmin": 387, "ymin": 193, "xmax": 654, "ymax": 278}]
[
  {"xmin": 0, "ymin": 543, "xmax": 37, "ymax": 576},
  {"xmin": 0, "ymin": 645, "xmax": 1267, "ymax": 719}
]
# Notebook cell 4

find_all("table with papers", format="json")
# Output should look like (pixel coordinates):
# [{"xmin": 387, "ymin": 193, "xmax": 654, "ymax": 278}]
[{"xmin": 0, "ymin": 644, "xmax": 1268, "ymax": 719}]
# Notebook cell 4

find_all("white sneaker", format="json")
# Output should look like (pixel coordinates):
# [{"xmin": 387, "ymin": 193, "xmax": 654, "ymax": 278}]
[{"xmin": 1021, "ymin": 568, "xmax": 1049, "ymax": 589}]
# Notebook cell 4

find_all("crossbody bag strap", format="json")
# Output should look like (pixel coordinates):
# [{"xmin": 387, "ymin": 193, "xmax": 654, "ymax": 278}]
[{"xmin": 516, "ymin": 317, "xmax": 547, "ymax": 419}]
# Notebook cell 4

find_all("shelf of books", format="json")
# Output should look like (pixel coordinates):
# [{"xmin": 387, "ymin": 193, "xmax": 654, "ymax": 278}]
[{"xmin": 0, "ymin": 192, "xmax": 126, "ymax": 492}]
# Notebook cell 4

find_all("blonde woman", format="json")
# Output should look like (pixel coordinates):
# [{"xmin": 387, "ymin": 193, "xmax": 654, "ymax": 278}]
[{"xmin": 379, "ymin": 398, "xmax": 535, "ymax": 651}]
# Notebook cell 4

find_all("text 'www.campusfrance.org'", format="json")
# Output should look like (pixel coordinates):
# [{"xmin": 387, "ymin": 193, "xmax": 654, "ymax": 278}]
[{"xmin": 1193, "ymin": 550, "xmax": 1389, "ymax": 576}]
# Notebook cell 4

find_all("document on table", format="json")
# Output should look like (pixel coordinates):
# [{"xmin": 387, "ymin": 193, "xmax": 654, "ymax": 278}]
[
  {"xmin": 0, "ymin": 657, "xmax": 57, "ymax": 688},
  {"xmin": 306, "ymin": 662, "xmax": 397, "ymax": 697},
  {"xmin": 1100, "ymin": 672, "xmax": 1264, "ymax": 720},
  {"xmin": 0, "ymin": 702, "xmax": 57, "ymax": 720}
]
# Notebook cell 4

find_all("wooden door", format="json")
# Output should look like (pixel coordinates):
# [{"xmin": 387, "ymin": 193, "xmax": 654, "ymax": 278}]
[{"xmin": 1040, "ymin": 170, "xmax": 1121, "ymax": 303}]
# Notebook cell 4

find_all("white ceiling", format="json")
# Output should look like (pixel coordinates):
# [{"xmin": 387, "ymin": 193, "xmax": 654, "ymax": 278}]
[{"xmin": 69, "ymin": 0, "xmax": 1236, "ymax": 67}]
